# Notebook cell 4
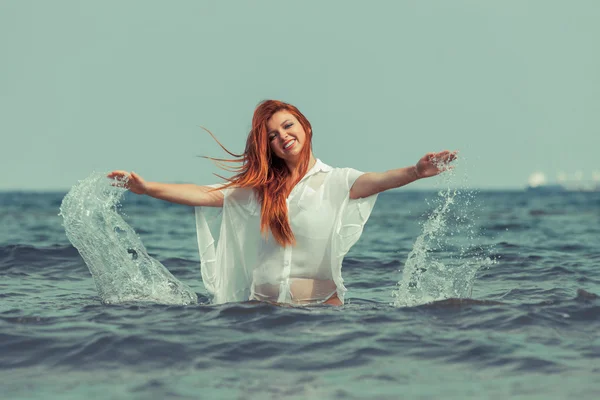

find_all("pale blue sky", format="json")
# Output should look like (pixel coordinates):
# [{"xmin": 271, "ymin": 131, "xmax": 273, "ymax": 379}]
[{"xmin": 1, "ymin": 0, "xmax": 598, "ymax": 190}]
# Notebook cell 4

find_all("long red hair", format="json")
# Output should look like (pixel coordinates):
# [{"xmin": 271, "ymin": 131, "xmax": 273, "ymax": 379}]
[{"xmin": 204, "ymin": 100, "xmax": 313, "ymax": 247}]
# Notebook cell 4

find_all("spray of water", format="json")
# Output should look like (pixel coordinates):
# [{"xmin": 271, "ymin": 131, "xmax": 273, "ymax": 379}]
[
  {"xmin": 393, "ymin": 157, "xmax": 494, "ymax": 307},
  {"xmin": 59, "ymin": 173, "xmax": 197, "ymax": 305}
]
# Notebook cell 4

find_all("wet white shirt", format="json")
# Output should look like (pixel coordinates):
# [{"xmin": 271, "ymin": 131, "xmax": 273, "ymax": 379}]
[{"xmin": 195, "ymin": 159, "xmax": 377, "ymax": 305}]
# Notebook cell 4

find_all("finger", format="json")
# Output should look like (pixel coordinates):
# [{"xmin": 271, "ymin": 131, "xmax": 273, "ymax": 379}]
[
  {"xmin": 110, "ymin": 180, "xmax": 127, "ymax": 188},
  {"xmin": 107, "ymin": 170, "xmax": 129, "ymax": 179},
  {"xmin": 434, "ymin": 151, "xmax": 449, "ymax": 161},
  {"xmin": 107, "ymin": 171, "xmax": 133, "ymax": 189},
  {"xmin": 439, "ymin": 150, "xmax": 457, "ymax": 161},
  {"xmin": 446, "ymin": 153, "xmax": 458, "ymax": 164},
  {"xmin": 441, "ymin": 152, "xmax": 454, "ymax": 161}
]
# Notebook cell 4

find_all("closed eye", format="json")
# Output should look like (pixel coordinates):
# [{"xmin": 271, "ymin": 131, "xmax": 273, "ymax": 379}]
[{"xmin": 284, "ymin": 123, "xmax": 293, "ymax": 129}]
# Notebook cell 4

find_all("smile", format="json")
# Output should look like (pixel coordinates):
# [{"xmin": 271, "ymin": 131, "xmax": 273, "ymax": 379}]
[{"xmin": 283, "ymin": 139, "xmax": 296, "ymax": 151}]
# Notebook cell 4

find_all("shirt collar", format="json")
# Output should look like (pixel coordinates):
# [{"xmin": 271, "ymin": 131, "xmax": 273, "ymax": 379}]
[
  {"xmin": 310, "ymin": 158, "xmax": 333, "ymax": 173},
  {"xmin": 296, "ymin": 158, "xmax": 332, "ymax": 187}
]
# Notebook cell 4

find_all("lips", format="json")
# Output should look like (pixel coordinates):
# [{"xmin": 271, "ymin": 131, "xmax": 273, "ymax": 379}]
[{"xmin": 283, "ymin": 139, "xmax": 296, "ymax": 151}]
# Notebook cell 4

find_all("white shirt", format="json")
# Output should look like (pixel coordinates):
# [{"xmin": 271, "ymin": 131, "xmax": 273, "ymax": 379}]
[{"xmin": 195, "ymin": 159, "xmax": 378, "ymax": 305}]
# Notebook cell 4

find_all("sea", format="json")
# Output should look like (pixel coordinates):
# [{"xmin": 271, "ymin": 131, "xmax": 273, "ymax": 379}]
[{"xmin": 1, "ymin": 172, "xmax": 599, "ymax": 399}]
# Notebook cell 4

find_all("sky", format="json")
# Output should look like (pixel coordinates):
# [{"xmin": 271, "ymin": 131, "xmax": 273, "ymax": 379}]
[{"xmin": 1, "ymin": 0, "xmax": 598, "ymax": 190}]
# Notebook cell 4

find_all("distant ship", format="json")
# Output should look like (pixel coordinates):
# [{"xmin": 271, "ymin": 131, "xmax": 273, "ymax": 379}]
[{"xmin": 526, "ymin": 171, "xmax": 600, "ymax": 192}]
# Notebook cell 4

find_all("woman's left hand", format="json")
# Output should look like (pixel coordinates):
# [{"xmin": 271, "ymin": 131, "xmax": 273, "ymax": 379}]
[{"xmin": 415, "ymin": 150, "xmax": 458, "ymax": 179}]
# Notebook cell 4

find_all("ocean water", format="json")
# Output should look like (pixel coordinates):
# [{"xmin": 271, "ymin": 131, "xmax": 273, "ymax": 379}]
[{"xmin": 1, "ymin": 177, "xmax": 599, "ymax": 399}]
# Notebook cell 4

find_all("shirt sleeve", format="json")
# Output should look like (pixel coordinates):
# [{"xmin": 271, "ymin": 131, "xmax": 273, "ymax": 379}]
[
  {"xmin": 195, "ymin": 183, "xmax": 231, "ymax": 298},
  {"xmin": 206, "ymin": 183, "xmax": 234, "ymax": 199},
  {"xmin": 195, "ymin": 205, "xmax": 218, "ymax": 296},
  {"xmin": 346, "ymin": 167, "xmax": 364, "ymax": 193},
  {"xmin": 333, "ymin": 168, "xmax": 378, "ymax": 257},
  {"xmin": 196, "ymin": 185, "xmax": 259, "ymax": 304}
]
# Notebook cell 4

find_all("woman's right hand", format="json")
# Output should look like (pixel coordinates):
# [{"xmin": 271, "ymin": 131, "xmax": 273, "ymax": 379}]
[{"xmin": 107, "ymin": 171, "xmax": 148, "ymax": 195}]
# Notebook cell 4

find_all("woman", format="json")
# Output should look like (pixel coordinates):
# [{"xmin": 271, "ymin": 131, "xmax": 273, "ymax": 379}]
[{"xmin": 108, "ymin": 100, "xmax": 456, "ymax": 306}]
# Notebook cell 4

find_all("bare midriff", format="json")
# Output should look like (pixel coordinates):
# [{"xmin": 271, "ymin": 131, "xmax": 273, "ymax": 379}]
[{"xmin": 253, "ymin": 278, "xmax": 341, "ymax": 306}]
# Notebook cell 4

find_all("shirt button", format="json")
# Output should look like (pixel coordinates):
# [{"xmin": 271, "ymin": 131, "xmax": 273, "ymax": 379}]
[{"xmin": 284, "ymin": 260, "xmax": 290, "ymax": 266}]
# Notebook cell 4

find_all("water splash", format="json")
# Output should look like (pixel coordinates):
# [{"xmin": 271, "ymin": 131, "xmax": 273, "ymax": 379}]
[
  {"xmin": 393, "ymin": 157, "xmax": 494, "ymax": 307},
  {"xmin": 59, "ymin": 172, "xmax": 197, "ymax": 305}
]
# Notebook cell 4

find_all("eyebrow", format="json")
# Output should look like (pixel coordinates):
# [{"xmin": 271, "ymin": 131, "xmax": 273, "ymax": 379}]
[{"xmin": 268, "ymin": 119, "xmax": 292, "ymax": 136}]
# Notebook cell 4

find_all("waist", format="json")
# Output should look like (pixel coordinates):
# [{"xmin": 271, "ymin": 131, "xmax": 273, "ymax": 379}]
[{"xmin": 252, "ymin": 278, "xmax": 338, "ymax": 305}]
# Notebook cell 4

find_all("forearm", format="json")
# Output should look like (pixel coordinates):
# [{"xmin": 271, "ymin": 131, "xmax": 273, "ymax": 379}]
[
  {"xmin": 350, "ymin": 166, "xmax": 419, "ymax": 199},
  {"xmin": 350, "ymin": 150, "xmax": 456, "ymax": 199},
  {"xmin": 377, "ymin": 166, "xmax": 420, "ymax": 192},
  {"xmin": 145, "ymin": 182, "xmax": 223, "ymax": 207}
]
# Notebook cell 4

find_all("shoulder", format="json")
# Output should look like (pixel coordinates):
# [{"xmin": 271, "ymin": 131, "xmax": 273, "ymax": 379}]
[
  {"xmin": 317, "ymin": 160, "xmax": 359, "ymax": 177},
  {"xmin": 316, "ymin": 161, "xmax": 365, "ymax": 193},
  {"xmin": 223, "ymin": 186, "xmax": 260, "ymax": 216},
  {"xmin": 207, "ymin": 184, "xmax": 253, "ymax": 198},
  {"xmin": 328, "ymin": 167, "xmax": 366, "ymax": 190}
]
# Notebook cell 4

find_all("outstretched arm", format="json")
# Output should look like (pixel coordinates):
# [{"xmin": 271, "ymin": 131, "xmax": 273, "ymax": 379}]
[
  {"xmin": 349, "ymin": 150, "xmax": 457, "ymax": 199},
  {"xmin": 107, "ymin": 171, "xmax": 224, "ymax": 207}
]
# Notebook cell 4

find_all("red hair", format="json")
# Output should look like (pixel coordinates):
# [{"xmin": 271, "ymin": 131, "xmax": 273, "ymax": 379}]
[{"xmin": 204, "ymin": 100, "xmax": 313, "ymax": 247}]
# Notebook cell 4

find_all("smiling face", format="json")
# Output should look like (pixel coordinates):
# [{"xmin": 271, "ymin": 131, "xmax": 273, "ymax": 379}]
[{"xmin": 266, "ymin": 110, "xmax": 310, "ymax": 163}]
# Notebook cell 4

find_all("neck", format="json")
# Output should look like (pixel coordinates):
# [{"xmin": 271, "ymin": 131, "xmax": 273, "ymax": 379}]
[{"xmin": 285, "ymin": 153, "xmax": 316, "ymax": 181}]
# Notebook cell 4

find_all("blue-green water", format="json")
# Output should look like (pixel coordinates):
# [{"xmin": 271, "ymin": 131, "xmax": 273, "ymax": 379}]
[{"xmin": 1, "ymin": 183, "xmax": 599, "ymax": 399}]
